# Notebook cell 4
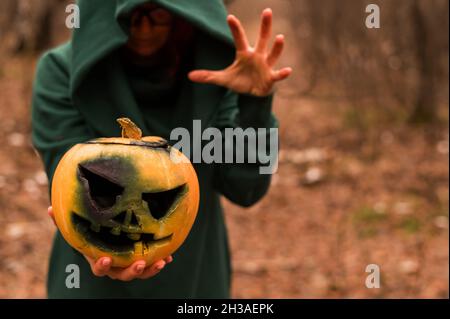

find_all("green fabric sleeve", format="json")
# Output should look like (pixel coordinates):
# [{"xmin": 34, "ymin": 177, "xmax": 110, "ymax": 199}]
[
  {"xmin": 212, "ymin": 90, "xmax": 279, "ymax": 207},
  {"xmin": 237, "ymin": 93, "xmax": 274, "ymax": 128},
  {"xmin": 31, "ymin": 47, "xmax": 94, "ymax": 190}
]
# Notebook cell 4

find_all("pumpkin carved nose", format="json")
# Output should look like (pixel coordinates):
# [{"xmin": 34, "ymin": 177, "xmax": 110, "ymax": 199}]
[{"xmin": 109, "ymin": 209, "xmax": 142, "ymax": 239}]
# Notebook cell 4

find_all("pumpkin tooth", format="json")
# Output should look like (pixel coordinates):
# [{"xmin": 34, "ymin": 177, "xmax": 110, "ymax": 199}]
[
  {"xmin": 90, "ymin": 223, "xmax": 101, "ymax": 233},
  {"xmin": 127, "ymin": 233, "xmax": 141, "ymax": 241},
  {"xmin": 110, "ymin": 227, "xmax": 121, "ymax": 236},
  {"xmin": 134, "ymin": 241, "xmax": 144, "ymax": 255}
]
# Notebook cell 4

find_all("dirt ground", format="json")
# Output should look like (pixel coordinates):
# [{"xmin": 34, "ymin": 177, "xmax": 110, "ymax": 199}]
[{"xmin": 0, "ymin": 0, "xmax": 448, "ymax": 299}]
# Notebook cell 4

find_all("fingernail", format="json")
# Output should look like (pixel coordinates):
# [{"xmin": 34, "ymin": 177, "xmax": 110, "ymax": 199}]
[
  {"xmin": 156, "ymin": 264, "xmax": 164, "ymax": 271},
  {"xmin": 101, "ymin": 258, "xmax": 111, "ymax": 267},
  {"xmin": 136, "ymin": 264, "xmax": 145, "ymax": 273}
]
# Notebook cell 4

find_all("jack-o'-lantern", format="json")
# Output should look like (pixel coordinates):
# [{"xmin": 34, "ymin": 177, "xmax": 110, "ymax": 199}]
[{"xmin": 51, "ymin": 118, "xmax": 199, "ymax": 267}]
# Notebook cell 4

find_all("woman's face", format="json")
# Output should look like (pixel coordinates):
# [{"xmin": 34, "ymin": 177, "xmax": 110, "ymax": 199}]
[{"xmin": 126, "ymin": 3, "xmax": 173, "ymax": 57}]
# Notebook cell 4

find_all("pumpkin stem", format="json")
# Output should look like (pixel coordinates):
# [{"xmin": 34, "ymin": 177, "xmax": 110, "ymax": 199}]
[{"xmin": 117, "ymin": 118, "xmax": 143, "ymax": 140}]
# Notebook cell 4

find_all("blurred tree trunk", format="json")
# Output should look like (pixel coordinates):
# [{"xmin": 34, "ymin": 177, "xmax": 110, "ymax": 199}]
[
  {"xmin": 0, "ymin": 0, "xmax": 68, "ymax": 53},
  {"xmin": 287, "ymin": 0, "xmax": 448, "ymax": 125},
  {"xmin": 410, "ymin": 0, "xmax": 437, "ymax": 123}
]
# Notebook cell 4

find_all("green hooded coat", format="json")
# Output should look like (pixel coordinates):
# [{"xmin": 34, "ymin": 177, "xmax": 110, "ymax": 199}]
[{"xmin": 31, "ymin": 0, "xmax": 278, "ymax": 298}]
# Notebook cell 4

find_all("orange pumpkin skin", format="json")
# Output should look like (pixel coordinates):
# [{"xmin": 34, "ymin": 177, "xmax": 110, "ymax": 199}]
[{"xmin": 51, "ymin": 123, "xmax": 199, "ymax": 268}]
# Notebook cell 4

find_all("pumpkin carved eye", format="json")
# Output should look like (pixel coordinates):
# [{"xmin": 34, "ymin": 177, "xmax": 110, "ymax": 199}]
[
  {"xmin": 142, "ymin": 184, "xmax": 187, "ymax": 220},
  {"xmin": 78, "ymin": 163, "xmax": 124, "ymax": 210}
]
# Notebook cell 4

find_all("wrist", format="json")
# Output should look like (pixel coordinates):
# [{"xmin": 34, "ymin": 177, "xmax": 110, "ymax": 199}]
[{"xmin": 237, "ymin": 94, "xmax": 274, "ymax": 128}]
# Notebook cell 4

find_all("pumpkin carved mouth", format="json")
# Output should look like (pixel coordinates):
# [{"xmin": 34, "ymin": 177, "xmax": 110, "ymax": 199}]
[{"xmin": 72, "ymin": 213, "xmax": 173, "ymax": 253}]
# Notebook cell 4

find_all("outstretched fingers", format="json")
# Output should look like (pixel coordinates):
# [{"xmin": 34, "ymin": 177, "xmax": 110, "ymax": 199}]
[
  {"xmin": 188, "ymin": 70, "xmax": 227, "ymax": 86},
  {"xmin": 267, "ymin": 34, "xmax": 285, "ymax": 67},
  {"xmin": 256, "ymin": 8, "xmax": 273, "ymax": 53},
  {"xmin": 271, "ymin": 67, "xmax": 293, "ymax": 82},
  {"xmin": 227, "ymin": 14, "xmax": 250, "ymax": 52}
]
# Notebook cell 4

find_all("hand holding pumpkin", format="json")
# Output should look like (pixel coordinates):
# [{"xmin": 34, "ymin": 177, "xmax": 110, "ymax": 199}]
[
  {"xmin": 189, "ymin": 8, "xmax": 292, "ymax": 97},
  {"xmin": 48, "ymin": 206, "xmax": 173, "ymax": 281}
]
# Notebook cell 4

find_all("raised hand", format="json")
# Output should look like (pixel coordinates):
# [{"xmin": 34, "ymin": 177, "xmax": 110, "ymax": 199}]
[{"xmin": 189, "ymin": 8, "xmax": 292, "ymax": 97}]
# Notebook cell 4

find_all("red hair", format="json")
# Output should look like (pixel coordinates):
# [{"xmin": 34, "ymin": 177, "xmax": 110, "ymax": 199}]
[{"xmin": 164, "ymin": 17, "xmax": 195, "ymax": 77}]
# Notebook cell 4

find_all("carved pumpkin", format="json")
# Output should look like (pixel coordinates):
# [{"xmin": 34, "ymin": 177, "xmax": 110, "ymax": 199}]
[{"xmin": 51, "ymin": 118, "xmax": 199, "ymax": 267}]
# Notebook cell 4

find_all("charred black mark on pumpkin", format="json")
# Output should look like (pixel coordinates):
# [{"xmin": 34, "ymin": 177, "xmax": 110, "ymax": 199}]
[
  {"xmin": 72, "ymin": 213, "xmax": 173, "ymax": 253},
  {"xmin": 84, "ymin": 139, "xmax": 170, "ymax": 149},
  {"xmin": 142, "ymin": 184, "xmax": 188, "ymax": 220},
  {"xmin": 77, "ymin": 157, "xmax": 134, "ymax": 223}
]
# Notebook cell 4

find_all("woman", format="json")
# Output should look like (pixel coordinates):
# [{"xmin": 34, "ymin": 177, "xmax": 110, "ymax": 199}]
[{"xmin": 32, "ymin": 0, "xmax": 291, "ymax": 298}]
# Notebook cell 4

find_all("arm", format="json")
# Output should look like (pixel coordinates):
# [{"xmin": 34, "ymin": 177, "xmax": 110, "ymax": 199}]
[
  {"xmin": 212, "ymin": 90, "xmax": 278, "ymax": 207},
  {"xmin": 31, "ymin": 48, "xmax": 93, "ymax": 186},
  {"xmin": 189, "ymin": 8, "xmax": 290, "ymax": 206}
]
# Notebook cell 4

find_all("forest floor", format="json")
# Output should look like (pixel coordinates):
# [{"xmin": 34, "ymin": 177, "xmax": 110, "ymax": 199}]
[{"xmin": 0, "ymin": 1, "xmax": 448, "ymax": 299}]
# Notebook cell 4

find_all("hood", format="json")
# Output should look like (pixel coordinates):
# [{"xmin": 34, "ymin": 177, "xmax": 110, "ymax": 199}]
[{"xmin": 71, "ymin": 0, "xmax": 234, "ymax": 95}]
